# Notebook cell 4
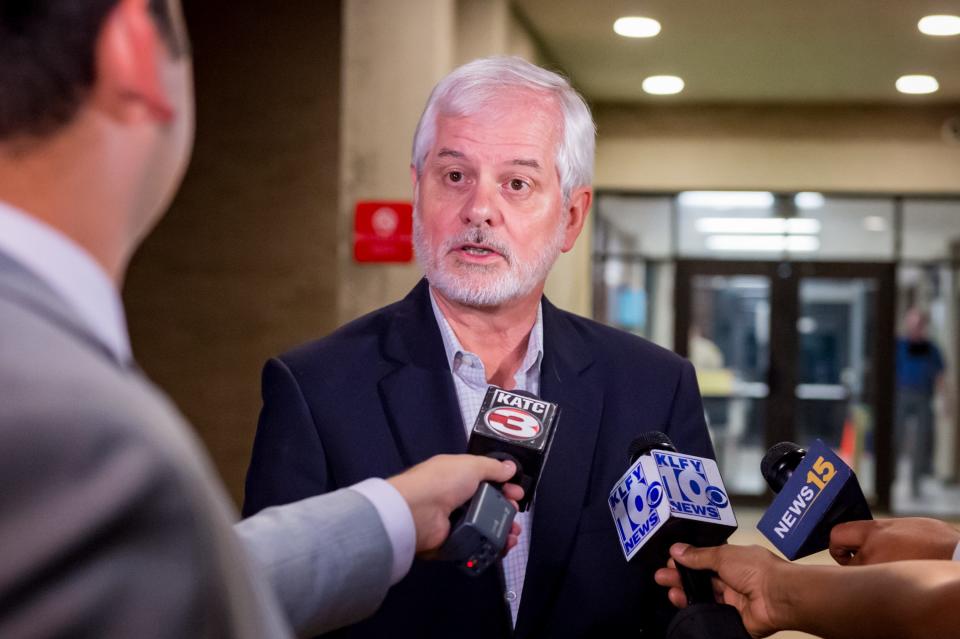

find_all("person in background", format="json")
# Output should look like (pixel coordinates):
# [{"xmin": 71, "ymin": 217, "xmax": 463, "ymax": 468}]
[{"xmin": 895, "ymin": 307, "xmax": 948, "ymax": 497}]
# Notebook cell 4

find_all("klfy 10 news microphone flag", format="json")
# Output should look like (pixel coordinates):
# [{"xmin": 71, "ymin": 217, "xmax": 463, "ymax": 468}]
[{"xmin": 609, "ymin": 432, "xmax": 751, "ymax": 639}]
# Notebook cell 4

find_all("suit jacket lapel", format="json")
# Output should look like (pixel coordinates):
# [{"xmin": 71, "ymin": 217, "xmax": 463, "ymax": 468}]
[
  {"xmin": 378, "ymin": 279, "xmax": 467, "ymax": 466},
  {"xmin": 515, "ymin": 298, "xmax": 603, "ymax": 638}
]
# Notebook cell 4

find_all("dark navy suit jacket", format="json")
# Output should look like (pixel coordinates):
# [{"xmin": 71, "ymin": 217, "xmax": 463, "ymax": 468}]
[{"xmin": 243, "ymin": 279, "xmax": 714, "ymax": 638}]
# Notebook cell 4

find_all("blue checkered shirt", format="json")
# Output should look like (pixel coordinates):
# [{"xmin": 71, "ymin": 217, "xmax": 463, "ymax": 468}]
[{"xmin": 429, "ymin": 290, "xmax": 544, "ymax": 627}]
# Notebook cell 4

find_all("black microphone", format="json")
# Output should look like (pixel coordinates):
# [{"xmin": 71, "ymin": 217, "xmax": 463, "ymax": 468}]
[
  {"xmin": 757, "ymin": 439, "xmax": 872, "ymax": 560},
  {"xmin": 438, "ymin": 386, "xmax": 560, "ymax": 576},
  {"xmin": 609, "ymin": 432, "xmax": 750, "ymax": 639},
  {"xmin": 465, "ymin": 386, "xmax": 561, "ymax": 511}
]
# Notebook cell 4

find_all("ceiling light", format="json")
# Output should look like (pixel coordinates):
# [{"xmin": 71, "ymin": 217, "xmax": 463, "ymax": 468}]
[
  {"xmin": 613, "ymin": 16, "xmax": 662, "ymax": 38},
  {"xmin": 918, "ymin": 15, "xmax": 960, "ymax": 36},
  {"xmin": 896, "ymin": 74, "xmax": 939, "ymax": 95},
  {"xmin": 642, "ymin": 75, "xmax": 684, "ymax": 95},
  {"xmin": 863, "ymin": 216, "xmax": 887, "ymax": 232},
  {"xmin": 705, "ymin": 235, "xmax": 820, "ymax": 253},
  {"xmin": 794, "ymin": 192, "xmax": 825, "ymax": 210},
  {"xmin": 695, "ymin": 217, "xmax": 821, "ymax": 235},
  {"xmin": 679, "ymin": 191, "xmax": 773, "ymax": 209}
]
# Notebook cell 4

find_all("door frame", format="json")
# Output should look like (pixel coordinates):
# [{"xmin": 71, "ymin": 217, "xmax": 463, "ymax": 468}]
[{"xmin": 674, "ymin": 259, "xmax": 896, "ymax": 510}]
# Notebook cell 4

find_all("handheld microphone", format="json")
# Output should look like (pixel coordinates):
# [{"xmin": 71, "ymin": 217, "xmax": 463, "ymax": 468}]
[
  {"xmin": 757, "ymin": 439, "xmax": 872, "ymax": 560},
  {"xmin": 465, "ymin": 386, "xmax": 561, "ymax": 512},
  {"xmin": 439, "ymin": 386, "xmax": 560, "ymax": 576},
  {"xmin": 609, "ymin": 432, "xmax": 749, "ymax": 639}
]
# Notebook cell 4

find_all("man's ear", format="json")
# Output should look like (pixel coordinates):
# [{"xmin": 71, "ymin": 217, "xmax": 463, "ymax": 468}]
[
  {"xmin": 92, "ymin": 0, "xmax": 174, "ymax": 125},
  {"xmin": 560, "ymin": 186, "xmax": 593, "ymax": 253}
]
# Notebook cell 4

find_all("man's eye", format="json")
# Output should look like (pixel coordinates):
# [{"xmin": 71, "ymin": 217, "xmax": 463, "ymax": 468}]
[
  {"xmin": 448, "ymin": 171, "xmax": 463, "ymax": 183},
  {"xmin": 508, "ymin": 178, "xmax": 527, "ymax": 191}
]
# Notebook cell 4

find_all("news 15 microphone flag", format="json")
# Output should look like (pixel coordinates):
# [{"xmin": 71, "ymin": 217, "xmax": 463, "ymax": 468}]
[{"xmin": 757, "ymin": 439, "xmax": 872, "ymax": 560}]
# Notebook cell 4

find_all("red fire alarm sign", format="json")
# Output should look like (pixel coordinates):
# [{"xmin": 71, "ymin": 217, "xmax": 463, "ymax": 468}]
[{"xmin": 353, "ymin": 201, "xmax": 413, "ymax": 263}]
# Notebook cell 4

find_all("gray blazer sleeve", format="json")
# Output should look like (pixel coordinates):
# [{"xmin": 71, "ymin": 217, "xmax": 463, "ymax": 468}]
[
  {"xmin": 234, "ymin": 487, "xmax": 393, "ymax": 637},
  {"xmin": 0, "ymin": 410, "xmax": 212, "ymax": 638}
]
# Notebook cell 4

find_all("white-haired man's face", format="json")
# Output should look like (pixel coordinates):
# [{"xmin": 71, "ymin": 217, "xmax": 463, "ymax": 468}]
[{"xmin": 412, "ymin": 90, "xmax": 582, "ymax": 308}]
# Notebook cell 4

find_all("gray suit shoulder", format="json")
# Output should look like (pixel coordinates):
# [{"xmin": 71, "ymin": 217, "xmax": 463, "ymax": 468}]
[{"xmin": 0, "ymin": 294, "xmax": 289, "ymax": 638}]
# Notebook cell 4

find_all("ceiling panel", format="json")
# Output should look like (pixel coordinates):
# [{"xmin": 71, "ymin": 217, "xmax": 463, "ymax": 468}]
[{"xmin": 513, "ymin": 0, "xmax": 960, "ymax": 103}]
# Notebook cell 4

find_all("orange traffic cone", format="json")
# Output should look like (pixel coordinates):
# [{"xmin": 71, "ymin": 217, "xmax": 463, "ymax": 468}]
[{"xmin": 839, "ymin": 417, "xmax": 856, "ymax": 466}]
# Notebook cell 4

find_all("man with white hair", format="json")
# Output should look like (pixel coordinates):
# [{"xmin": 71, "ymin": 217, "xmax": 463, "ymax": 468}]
[{"xmin": 245, "ymin": 56, "xmax": 714, "ymax": 638}]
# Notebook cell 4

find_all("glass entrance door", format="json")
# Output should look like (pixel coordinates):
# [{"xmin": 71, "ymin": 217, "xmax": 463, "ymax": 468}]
[{"xmin": 675, "ymin": 260, "xmax": 895, "ymax": 508}]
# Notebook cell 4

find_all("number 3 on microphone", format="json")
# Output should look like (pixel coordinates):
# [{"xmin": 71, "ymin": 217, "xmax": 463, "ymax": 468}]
[{"xmin": 806, "ymin": 456, "xmax": 836, "ymax": 490}]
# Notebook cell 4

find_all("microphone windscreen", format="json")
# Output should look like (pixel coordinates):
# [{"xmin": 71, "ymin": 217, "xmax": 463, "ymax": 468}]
[
  {"xmin": 628, "ymin": 431, "xmax": 677, "ymax": 463},
  {"xmin": 760, "ymin": 441, "xmax": 806, "ymax": 494}
]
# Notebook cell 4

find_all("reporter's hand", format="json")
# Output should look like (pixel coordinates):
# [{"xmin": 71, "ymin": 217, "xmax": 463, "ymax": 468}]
[
  {"xmin": 829, "ymin": 517, "xmax": 960, "ymax": 566},
  {"xmin": 654, "ymin": 543, "xmax": 786, "ymax": 638},
  {"xmin": 386, "ymin": 454, "xmax": 523, "ymax": 554}
]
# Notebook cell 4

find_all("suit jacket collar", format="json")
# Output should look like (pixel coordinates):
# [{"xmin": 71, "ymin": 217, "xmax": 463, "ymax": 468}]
[{"xmin": 0, "ymin": 250, "xmax": 126, "ymax": 369}]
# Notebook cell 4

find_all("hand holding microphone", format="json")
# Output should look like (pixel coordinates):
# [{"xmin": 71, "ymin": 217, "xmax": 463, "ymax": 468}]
[
  {"xmin": 386, "ymin": 454, "xmax": 523, "ymax": 555},
  {"xmin": 608, "ymin": 431, "xmax": 750, "ymax": 638},
  {"xmin": 829, "ymin": 517, "xmax": 960, "ymax": 566},
  {"xmin": 657, "ymin": 543, "xmax": 786, "ymax": 638},
  {"xmin": 437, "ymin": 386, "xmax": 560, "ymax": 575},
  {"xmin": 659, "ymin": 541, "xmax": 960, "ymax": 639}
]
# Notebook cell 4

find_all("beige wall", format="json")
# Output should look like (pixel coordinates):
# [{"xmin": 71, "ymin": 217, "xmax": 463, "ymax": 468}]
[
  {"xmin": 594, "ymin": 103, "xmax": 960, "ymax": 193},
  {"xmin": 124, "ymin": 1, "xmax": 343, "ymax": 505}
]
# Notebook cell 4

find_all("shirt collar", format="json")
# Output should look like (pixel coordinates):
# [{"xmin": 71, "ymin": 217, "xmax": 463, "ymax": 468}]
[
  {"xmin": 428, "ymin": 287, "xmax": 544, "ymax": 382},
  {"xmin": 0, "ymin": 200, "xmax": 132, "ymax": 364}
]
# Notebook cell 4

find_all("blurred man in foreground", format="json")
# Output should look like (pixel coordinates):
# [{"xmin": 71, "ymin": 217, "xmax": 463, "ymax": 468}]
[
  {"xmin": 0, "ymin": 1, "xmax": 520, "ymax": 636},
  {"xmin": 656, "ymin": 542, "xmax": 960, "ymax": 639}
]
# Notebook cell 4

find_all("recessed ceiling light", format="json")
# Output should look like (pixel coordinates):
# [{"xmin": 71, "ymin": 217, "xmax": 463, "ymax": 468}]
[
  {"xmin": 695, "ymin": 217, "xmax": 821, "ymax": 235},
  {"xmin": 705, "ymin": 235, "xmax": 820, "ymax": 253},
  {"xmin": 896, "ymin": 74, "xmax": 939, "ymax": 95},
  {"xmin": 918, "ymin": 15, "xmax": 960, "ymax": 36},
  {"xmin": 679, "ymin": 191, "xmax": 773, "ymax": 209},
  {"xmin": 642, "ymin": 75, "xmax": 684, "ymax": 95},
  {"xmin": 863, "ymin": 216, "xmax": 887, "ymax": 232},
  {"xmin": 794, "ymin": 192, "xmax": 825, "ymax": 210},
  {"xmin": 613, "ymin": 16, "xmax": 661, "ymax": 38}
]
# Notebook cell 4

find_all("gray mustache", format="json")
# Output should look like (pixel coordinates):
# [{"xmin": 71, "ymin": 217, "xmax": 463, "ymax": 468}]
[{"xmin": 443, "ymin": 229, "xmax": 512, "ymax": 262}]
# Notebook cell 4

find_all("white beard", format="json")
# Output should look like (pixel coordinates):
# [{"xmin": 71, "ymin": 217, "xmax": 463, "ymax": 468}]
[{"xmin": 413, "ymin": 200, "xmax": 567, "ymax": 308}]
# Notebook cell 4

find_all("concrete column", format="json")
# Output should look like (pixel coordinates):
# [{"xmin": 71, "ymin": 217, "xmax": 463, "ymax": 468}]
[
  {"xmin": 338, "ymin": 0, "xmax": 455, "ymax": 323},
  {"xmin": 455, "ymin": 0, "xmax": 509, "ymax": 64}
]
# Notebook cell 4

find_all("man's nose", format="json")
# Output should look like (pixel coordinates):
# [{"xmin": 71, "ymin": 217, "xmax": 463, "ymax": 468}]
[{"xmin": 460, "ymin": 180, "xmax": 501, "ymax": 227}]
